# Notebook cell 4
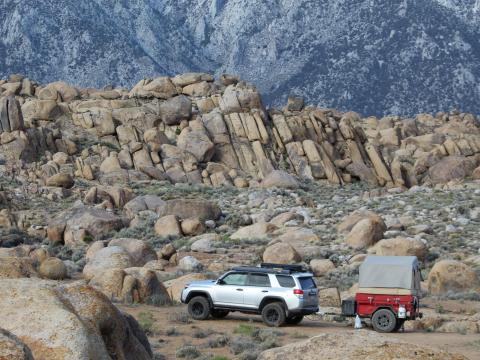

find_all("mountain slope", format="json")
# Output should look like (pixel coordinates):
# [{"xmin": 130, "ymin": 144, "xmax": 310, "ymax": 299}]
[{"xmin": 1, "ymin": 0, "xmax": 479, "ymax": 116}]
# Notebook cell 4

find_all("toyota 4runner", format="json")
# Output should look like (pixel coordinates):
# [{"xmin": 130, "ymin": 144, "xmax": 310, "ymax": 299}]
[{"xmin": 180, "ymin": 263, "xmax": 319, "ymax": 326}]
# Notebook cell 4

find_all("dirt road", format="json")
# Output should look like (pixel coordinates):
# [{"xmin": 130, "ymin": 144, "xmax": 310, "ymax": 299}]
[{"xmin": 120, "ymin": 304, "xmax": 479, "ymax": 359}]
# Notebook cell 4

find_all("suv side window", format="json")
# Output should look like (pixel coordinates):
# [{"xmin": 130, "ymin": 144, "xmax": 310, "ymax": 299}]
[
  {"xmin": 222, "ymin": 273, "xmax": 248, "ymax": 286},
  {"xmin": 276, "ymin": 275, "xmax": 296, "ymax": 288},
  {"xmin": 248, "ymin": 273, "xmax": 271, "ymax": 287}
]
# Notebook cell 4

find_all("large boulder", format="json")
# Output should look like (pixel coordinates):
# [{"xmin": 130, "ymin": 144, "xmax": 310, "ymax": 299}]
[
  {"xmin": 154, "ymin": 215, "xmax": 182, "ymax": 237},
  {"xmin": 310, "ymin": 259, "xmax": 335, "ymax": 277},
  {"xmin": 83, "ymin": 246, "xmax": 133, "ymax": 280},
  {"xmin": 156, "ymin": 199, "xmax": 221, "ymax": 221},
  {"xmin": 258, "ymin": 330, "xmax": 466, "ymax": 360},
  {"xmin": 0, "ymin": 279, "xmax": 152, "ymax": 360},
  {"xmin": 0, "ymin": 96, "xmax": 24, "ymax": 133},
  {"xmin": 165, "ymin": 273, "xmax": 209, "ymax": 302},
  {"xmin": 159, "ymin": 95, "xmax": 192, "ymax": 125},
  {"xmin": 0, "ymin": 328, "xmax": 34, "ymax": 360},
  {"xmin": 428, "ymin": 156, "xmax": 477, "ymax": 184},
  {"xmin": 190, "ymin": 233, "xmax": 219, "ymax": 253},
  {"xmin": 427, "ymin": 260, "xmax": 479, "ymax": 295},
  {"xmin": 178, "ymin": 256, "xmax": 203, "ymax": 272},
  {"xmin": 261, "ymin": 170, "xmax": 299, "ymax": 189},
  {"xmin": 47, "ymin": 206, "xmax": 125, "ymax": 246},
  {"xmin": 263, "ymin": 242, "xmax": 301, "ymax": 264},
  {"xmin": 45, "ymin": 173, "xmax": 74, "ymax": 189},
  {"xmin": 124, "ymin": 195, "xmax": 165, "ymax": 219},
  {"xmin": 89, "ymin": 267, "xmax": 170, "ymax": 304},
  {"xmin": 108, "ymin": 238, "xmax": 157, "ymax": 266},
  {"xmin": 38, "ymin": 257, "xmax": 68, "ymax": 280},
  {"xmin": 342, "ymin": 211, "xmax": 386, "ymax": 250},
  {"xmin": 231, "ymin": 222, "xmax": 278, "ymax": 240},
  {"xmin": 369, "ymin": 237, "xmax": 428, "ymax": 260},
  {"xmin": 0, "ymin": 257, "xmax": 37, "ymax": 279},
  {"xmin": 21, "ymin": 99, "xmax": 62, "ymax": 122},
  {"xmin": 177, "ymin": 127, "xmax": 215, "ymax": 162},
  {"xmin": 337, "ymin": 210, "xmax": 385, "ymax": 234},
  {"xmin": 318, "ymin": 288, "xmax": 341, "ymax": 307}
]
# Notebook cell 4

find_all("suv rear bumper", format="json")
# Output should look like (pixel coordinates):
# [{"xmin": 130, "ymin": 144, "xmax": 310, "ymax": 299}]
[{"xmin": 288, "ymin": 306, "xmax": 319, "ymax": 316}]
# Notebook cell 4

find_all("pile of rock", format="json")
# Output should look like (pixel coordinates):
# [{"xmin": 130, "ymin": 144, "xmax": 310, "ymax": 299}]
[{"xmin": 1, "ymin": 72, "xmax": 479, "ymax": 191}]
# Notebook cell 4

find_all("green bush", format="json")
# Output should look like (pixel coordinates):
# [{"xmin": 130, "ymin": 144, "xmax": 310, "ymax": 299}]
[
  {"xmin": 175, "ymin": 345, "xmax": 201, "ymax": 359},
  {"xmin": 137, "ymin": 311, "xmax": 156, "ymax": 335}
]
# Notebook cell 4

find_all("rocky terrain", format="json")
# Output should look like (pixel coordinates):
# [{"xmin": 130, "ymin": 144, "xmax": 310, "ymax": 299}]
[
  {"xmin": 0, "ymin": 72, "xmax": 479, "ymax": 359},
  {"xmin": 2, "ymin": 0, "xmax": 480, "ymax": 116}
]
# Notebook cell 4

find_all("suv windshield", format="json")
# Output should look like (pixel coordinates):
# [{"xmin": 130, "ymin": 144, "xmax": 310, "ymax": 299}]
[{"xmin": 298, "ymin": 277, "xmax": 317, "ymax": 290}]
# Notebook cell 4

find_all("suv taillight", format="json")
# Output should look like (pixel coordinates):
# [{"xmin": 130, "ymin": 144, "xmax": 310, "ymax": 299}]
[{"xmin": 293, "ymin": 289, "xmax": 304, "ymax": 298}]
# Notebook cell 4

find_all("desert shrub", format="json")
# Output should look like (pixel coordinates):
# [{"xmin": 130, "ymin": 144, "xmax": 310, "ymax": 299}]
[
  {"xmin": 229, "ymin": 336, "xmax": 253, "ymax": 355},
  {"xmin": 169, "ymin": 310, "xmax": 192, "ymax": 324},
  {"xmin": 225, "ymin": 213, "xmax": 251, "ymax": 228},
  {"xmin": 153, "ymin": 353, "xmax": 166, "ymax": 360},
  {"xmin": 233, "ymin": 324, "xmax": 256, "ymax": 337},
  {"xmin": 137, "ymin": 311, "xmax": 156, "ymax": 335},
  {"xmin": 165, "ymin": 327, "xmax": 180, "ymax": 336},
  {"xmin": 176, "ymin": 345, "xmax": 201, "ymax": 359},
  {"xmin": 432, "ymin": 291, "xmax": 480, "ymax": 302},
  {"xmin": 192, "ymin": 327, "xmax": 214, "ymax": 339},
  {"xmin": 238, "ymin": 351, "xmax": 260, "ymax": 360},
  {"xmin": 145, "ymin": 294, "xmax": 172, "ymax": 307},
  {"xmin": 206, "ymin": 335, "xmax": 230, "ymax": 348}
]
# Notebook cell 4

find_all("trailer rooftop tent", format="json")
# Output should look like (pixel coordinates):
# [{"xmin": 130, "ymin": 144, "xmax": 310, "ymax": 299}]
[{"xmin": 358, "ymin": 256, "xmax": 422, "ymax": 295}]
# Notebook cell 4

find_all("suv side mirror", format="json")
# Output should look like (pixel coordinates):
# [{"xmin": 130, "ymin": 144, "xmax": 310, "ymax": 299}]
[{"xmin": 217, "ymin": 279, "xmax": 225, "ymax": 285}]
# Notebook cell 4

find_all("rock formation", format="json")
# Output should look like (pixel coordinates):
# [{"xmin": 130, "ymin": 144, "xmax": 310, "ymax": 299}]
[{"xmin": 1, "ymin": 73, "xmax": 479, "ymax": 192}]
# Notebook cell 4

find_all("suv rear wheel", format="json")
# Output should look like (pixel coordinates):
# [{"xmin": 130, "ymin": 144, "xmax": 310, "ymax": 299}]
[
  {"xmin": 285, "ymin": 315, "xmax": 304, "ymax": 325},
  {"xmin": 187, "ymin": 296, "xmax": 211, "ymax": 320},
  {"xmin": 372, "ymin": 309, "xmax": 397, "ymax": 333},
  {"xmin": 261, "ymin": 302, "xmax": 286, "ymax": 327}
]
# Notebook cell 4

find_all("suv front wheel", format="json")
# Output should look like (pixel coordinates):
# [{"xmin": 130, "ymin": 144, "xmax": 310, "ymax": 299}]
[
  {"xmin": 187, "ymin": 296, "xmax": 211, "ymax": 320},
  {"xmin": 261, "ymin": 302, "xmax": 286, "ymax": 327}
]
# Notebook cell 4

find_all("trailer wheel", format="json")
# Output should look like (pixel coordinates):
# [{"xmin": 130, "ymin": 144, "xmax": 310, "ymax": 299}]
[{"xmin": 372, "ymin": 309, "xmax": 397, "ymax": 333}]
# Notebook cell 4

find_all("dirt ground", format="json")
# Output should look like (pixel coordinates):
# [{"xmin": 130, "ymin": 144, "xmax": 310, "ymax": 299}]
[{"xmin": 120, "ymin": 304, "xmax": 480, "ymax": 360}]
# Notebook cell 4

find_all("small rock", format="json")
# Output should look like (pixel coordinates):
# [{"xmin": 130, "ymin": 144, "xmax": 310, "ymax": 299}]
[
  {"xmin": 38, "ymin": 257, "xmax": 67, "ymax": 280},
  {"xmin": 178, "ymin": 256, "xmax": 203, "ymax": 272}
]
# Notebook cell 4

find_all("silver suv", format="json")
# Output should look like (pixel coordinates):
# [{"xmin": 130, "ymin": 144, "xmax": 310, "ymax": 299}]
[{"xmin": 180, "ymin": 263, "xmax": 319, "ymax": 326}]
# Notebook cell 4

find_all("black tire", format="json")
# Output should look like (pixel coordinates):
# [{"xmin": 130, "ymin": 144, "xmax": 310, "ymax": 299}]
[
  {"xmin": 211, "ymin": 309, "xmax": 229, "ymax": 319},
  {"xmin": 372, "ymin": 309, "xmax": 397, "ymax": 333},
  {"xmin": 285, "ymin": 315, "xmax": 304, "ymax": 325},
  {"xmin": 187, "ymin": 296, "xmax": 211, "ymax": 320},
  {"xmin": 261, "ymin": 302, "xmax": 286, "ymax": 327},
  {"xmin": 394, "ymin": 319, "xmax": 405, "ymax": 332}
]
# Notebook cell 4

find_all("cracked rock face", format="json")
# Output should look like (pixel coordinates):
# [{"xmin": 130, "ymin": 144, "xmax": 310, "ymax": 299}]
[{"xmin": 1, "ymin": 0, "xmax": 480, "ymax": 116}]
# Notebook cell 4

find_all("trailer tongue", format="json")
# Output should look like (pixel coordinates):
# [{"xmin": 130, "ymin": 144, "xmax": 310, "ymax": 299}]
[{"xmin": 342, "ymin": 256, "xmax": 423, "ymax": 333}]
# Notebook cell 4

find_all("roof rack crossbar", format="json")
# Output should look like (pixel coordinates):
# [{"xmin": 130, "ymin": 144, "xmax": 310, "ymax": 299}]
[{"xmin": 260, "ymin": 263, "xmax": 305, "ymax": 272}]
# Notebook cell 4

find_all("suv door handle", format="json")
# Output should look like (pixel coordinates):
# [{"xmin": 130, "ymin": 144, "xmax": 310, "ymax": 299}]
[
  {"xmin": 261, "ymin": 290, "xmax": 268, "ymax": 293},
  {"xmin": 236, "ymin": 288, "xmax": 243, "ymax": 291}
]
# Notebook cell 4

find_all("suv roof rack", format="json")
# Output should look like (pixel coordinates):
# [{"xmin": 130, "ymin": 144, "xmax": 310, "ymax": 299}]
[
  {"xmin": 260, "ymin": 263, "xmax": 306, "ymax": 272},
  {"xmin": 231, "ymin": 263, "xmax": 307, "ymax": 275}
]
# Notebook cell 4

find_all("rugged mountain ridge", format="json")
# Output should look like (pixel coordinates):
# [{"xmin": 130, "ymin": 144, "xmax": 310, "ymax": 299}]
[{"xmin": 1, "ymin": 0, "xmax": 479, "ymax": 116}]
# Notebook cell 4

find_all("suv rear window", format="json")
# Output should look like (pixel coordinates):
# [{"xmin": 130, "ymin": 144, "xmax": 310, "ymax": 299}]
[
  {"xmin": 276, "ymin": 275, "xmax": 296, "ymax": 288},
  {"xmin": 298, "ymin": 277, "xmax": 317, "ymax": 290}
]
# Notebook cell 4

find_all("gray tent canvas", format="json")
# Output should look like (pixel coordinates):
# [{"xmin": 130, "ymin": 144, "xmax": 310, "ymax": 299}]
[{"xmin": 359, "ymin": 256, "xmax": 421, "ymax": 294}]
